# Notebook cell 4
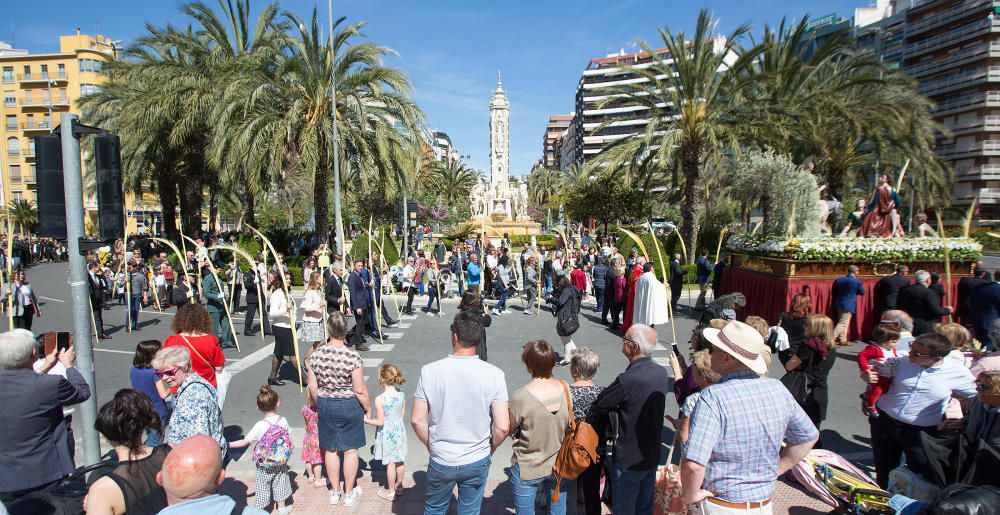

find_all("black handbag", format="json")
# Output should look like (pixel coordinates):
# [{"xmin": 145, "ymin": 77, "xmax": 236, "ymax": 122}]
[{"xmin": 780, "ymin": 350, "xmax": 815, "ymax": 405}]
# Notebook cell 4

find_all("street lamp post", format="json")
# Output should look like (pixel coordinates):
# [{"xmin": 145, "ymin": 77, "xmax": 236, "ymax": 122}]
[{"xmin": 328, "ymin": 0, "xmax": 345, "ymax": 256}]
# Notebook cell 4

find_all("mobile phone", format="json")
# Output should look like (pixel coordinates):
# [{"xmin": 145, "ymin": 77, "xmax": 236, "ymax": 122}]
[
  {"xmin": 57, "ymin": 331, "xmax": 71, "ymax": 352},
  {"xmin": 671, "ymin": 342, "xmax": 682, "ymax": 358}
]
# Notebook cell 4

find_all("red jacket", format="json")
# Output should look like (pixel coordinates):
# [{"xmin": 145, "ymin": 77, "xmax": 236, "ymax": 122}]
[{"xmin": 571, "ymin": 268, "xmax": 587, "ymax": 293}]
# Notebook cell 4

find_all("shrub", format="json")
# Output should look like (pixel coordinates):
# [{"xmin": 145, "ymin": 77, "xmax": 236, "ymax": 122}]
[
  {"xmin": 351, "ymin": 231, "xmax": 401, "ymax": 266},
  {"xmin": 970, "ymin": 227, "xmax": 1000, "ymax": 251},
  {"xmin": 614, "ymin": 226, "xmax": 672, "ymax": 281},
  {"xmin": 286, "ymin": 266, "xmax": 304, "ymax": 286}
]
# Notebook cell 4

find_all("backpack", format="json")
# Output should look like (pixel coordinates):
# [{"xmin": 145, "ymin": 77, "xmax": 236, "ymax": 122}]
[
  {"xmin": 552, "ymin": 381, "xmax": 599, "ymax": 504},
  {"xmin": 613, "ymin": 274, "xmax": 627, "ymax": 303},
  {"xmin": 252, "ymin": 418, "xmax": 293, "ymax": 468}
]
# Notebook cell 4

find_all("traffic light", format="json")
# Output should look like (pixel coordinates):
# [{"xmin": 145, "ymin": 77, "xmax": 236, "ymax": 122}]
[{"xmin": 94, "ymin": 134, "xmax": 124, "ymax": 239}]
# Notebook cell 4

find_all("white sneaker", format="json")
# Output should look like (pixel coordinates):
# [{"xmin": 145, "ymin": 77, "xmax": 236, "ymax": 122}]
[
  {"xmin": 329, "ymin": 489, "xmax": 343, "ymax": 505},
  {"xmin": 278, "ymin": 506, "xmax": 293, "ymax": 515},
  {"xmin": 343, "ymin": 486, "xmax": 362, "ymax": 506}
]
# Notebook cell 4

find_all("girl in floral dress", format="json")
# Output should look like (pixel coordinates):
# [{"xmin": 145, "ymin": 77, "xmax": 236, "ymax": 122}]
[
  {"xmin": 364, "ymin": 364, "xmax": 407, "ymax": 500},
  {"xmin": 301, "ymin": 339, "xmax": 325, "ymax": 486}
]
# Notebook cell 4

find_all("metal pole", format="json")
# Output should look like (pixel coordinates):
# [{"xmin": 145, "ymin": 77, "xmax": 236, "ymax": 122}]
[
  {"xmin": 60, "ymin": 113, "xmax": 99, "ymax": 466},
  {"xmin": 402, "ymin": 195, "xmax": 408, "ymax": 258},
  {"xmin": 329, "ymin": 0, "xmax": 345, "ymax": 256}
]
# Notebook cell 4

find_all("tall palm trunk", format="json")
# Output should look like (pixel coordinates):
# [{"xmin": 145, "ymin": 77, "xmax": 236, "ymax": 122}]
[
  {"xmin": 179, "ymin": 151, "xmax": 205, "ymax": 238},
  {"xmin": 680, "ymin": 142, "xmax": 705, "ymax": 265},
  {"xmin": 314, "ymin": 144, "xmax": 330, "ymax": 245},
  {"xmin": 241, "ymin": 189, "xmax": 256, "ymax": 230},
  {"xmin": 157, "ymin": 168, "xmax": 179, "ymax": 240},
  {"xmin": 208, "ymin": 188, "xmax": 218, "ymax": 233}
]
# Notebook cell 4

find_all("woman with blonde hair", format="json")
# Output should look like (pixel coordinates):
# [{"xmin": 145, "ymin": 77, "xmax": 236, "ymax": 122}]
[{"xmin": 785, "ymin": 314, "xmax": 837, "ymax": 438}]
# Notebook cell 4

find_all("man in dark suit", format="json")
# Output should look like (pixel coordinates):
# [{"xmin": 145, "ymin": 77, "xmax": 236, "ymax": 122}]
[
  {"xmin": 970, "ymin": 270, "xmax": 1000, "ymax": 349},
  {"xmin": 712, "ymin": 253, "xmax": 726, "ymax": 299},
  {"xmin": 325, "ymin": 262, "xmax": 345, "ymax": 314},
  {"xmin": 347, "ymin": 259, "xmax": 371, "ymax": 351},
  {"xmin": 832, "ymin": 265, "xmax": 865, "ymax": 344},
  {"xmin": 897, "ymin": 269, "xmax": 952, "ymax": 336},
  {"xmin": 874, "ymin": 264, "xmax": 910, "ymax": 313},
  {"xmin": 669, "ymin": 253, "xmax": 684, "ymax": 313},
  {"xmin": 243, "ymin": 265, "xmax": 270, "ymax": 336},
  {"xmin": 958, "ymin": 260, "xmax": 990, "ymax": 327},
  {"xmin": 87, "ymin": 262, "xmax": 109, "ymax": 340},
  {"xmin": 0, "ymin": 330, "xmax": 91, "ymax": 502}
]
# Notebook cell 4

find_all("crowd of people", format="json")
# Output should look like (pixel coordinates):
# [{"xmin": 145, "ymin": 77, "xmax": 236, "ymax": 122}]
[{"xmin": 4, "ymin": 226, "xmax": 1000, "ymax": 515}]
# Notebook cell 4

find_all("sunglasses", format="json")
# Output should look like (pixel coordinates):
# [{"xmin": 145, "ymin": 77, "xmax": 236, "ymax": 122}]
[{"xmin": 154, "ymin": 366, "xmax": 180, "ymax": 378}]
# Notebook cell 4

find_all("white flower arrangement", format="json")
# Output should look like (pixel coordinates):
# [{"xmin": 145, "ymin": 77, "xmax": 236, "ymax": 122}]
[{"xmin": 726, "ymin": 235, "xmax": 983, "ymax": 263}]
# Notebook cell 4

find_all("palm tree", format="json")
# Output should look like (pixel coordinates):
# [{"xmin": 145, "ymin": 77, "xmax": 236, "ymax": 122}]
[
  {"xmin": 432, "ymin": 160, "xmax": 480, "ymax": 207},
  {"xmin": 213, "ymin": 11, "xmax": 423, "ymax": 244},
  {"xmin": 8, "ymin": 199, "xmax": 37, "ymax": 235},
  {"xmin": 526, "ymin": 167, "xmax": 563, "ymax": 207},
  {"xmin": 597, "ymin": 10, "xmax": 762, "ymax": 261}
]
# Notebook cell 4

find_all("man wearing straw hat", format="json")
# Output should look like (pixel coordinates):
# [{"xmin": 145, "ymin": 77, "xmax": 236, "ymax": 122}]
[{"xmin": 682, "ymin": 321, "xmax": 818, "ymax": 514}]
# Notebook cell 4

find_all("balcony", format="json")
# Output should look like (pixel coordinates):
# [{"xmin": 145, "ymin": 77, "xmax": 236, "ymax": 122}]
[
  {"xmin": 905, "ymin": 19, "xmax": 1000, "ymax": 58},
  {"xmin": 934, "ymin": 91, "xmax": 1000, "ymax": 114},
  {"xmin": 941, "ymin": 115, "xmax": 1000, "ymax": 136},
  {"xmin": 19, "ymin": 95, "xmax": 70, "ymax": 108},
  {"xmin": 17, "ymin": 72, "xmax": 67, "ymax": 83},
  {"xmin": 936, "ymin": 139, "xmax": 1000, "ymax": 157},
  {"xmin": 6, "ymin": 150, "xmax": 18, "ymax": 158},
  {"xmin": 906, "ymin": 0, "xmax": 994, "ymax": 37},
  {"xmin": 955, "ymin": 163, "xmax": 1000, "ymax": 179},
  {"xmin": 905, "ymin": 41, "xmax": 1000, "ymax": 78},
  {"xmin": 20, "ymin": 121, "xmax": 52, "ymax": 134},
  {"xmin": 918, "ymin": 66, "xmax": 1000, "ymax": 96},
  {"xmin": 23, "ymin": 173, "xmax": 35, "ymax": 185}
]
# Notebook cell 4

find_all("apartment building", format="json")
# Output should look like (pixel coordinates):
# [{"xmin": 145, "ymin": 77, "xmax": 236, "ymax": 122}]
[
  {"xmin": 0, "ymin": 32, "xmax": 156, "ymax": 230},
  {"xmin": 542, "ymin": 114, "xmax": 573, "ymax": 169},
  {"xmin": 568, "ymin": 48, "xmax": 672, "ymax": 168},
  {"xmin": 430, "ymin": 130, "xmax": 461, "ymax": 163}
]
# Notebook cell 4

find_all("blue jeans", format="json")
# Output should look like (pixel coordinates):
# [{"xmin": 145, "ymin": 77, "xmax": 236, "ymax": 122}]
[
  {"xmin": 456, "ymin": 271, "xmax": 465, "ymax": 295},
  {"xmin": 495, "ymin": 287, "xmax": 508, "ymax": 311},
  {"xmin": 424, "ymin": 455, "xmax": 491, "ymax": 515},
  {"xmin": 544, "ymin": 276, "xmax": 553, "ymax": 295},
  {"xmin": 124, "ymin": 294, "xmax": 141, "ymax": 329},
  {"xmin": 611, "ymin": 462, "xmax": 655, "ymax": 515},
  {"xmin": 509, "ymin": 462, "xmax": 565, "ymax": 515},
  {"xmin": 144, "ymin": 428, "xmax": 162, "ymax": 447},
  {"xmin": 594, "ymin": 287, "xmax": 605, "ymax": 312},
  {"xmin": 426, "ymin": 286, "xmax": 439, "ymax": 311}
]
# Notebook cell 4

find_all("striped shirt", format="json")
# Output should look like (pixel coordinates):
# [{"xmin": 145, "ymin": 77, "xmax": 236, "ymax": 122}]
[{"xmin": 684, "ymin": 370, "xmax": 818, "ymax": 502}]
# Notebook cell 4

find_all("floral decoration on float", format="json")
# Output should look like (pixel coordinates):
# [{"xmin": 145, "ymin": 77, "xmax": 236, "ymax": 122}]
[{"xmin": 726, "ymin": 235, "xmax": 983, "ymax": 264}]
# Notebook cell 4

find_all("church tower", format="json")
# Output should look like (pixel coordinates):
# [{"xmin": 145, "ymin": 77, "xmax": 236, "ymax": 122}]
[{"xmin": 489, "ymin": 71, "xmax": 509, "ymax": 188}]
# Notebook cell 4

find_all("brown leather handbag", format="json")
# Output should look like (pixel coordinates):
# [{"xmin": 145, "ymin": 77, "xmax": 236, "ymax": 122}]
[{"xmin": 552, "ymin": 381, "xmax": 599, "ymax": 503}]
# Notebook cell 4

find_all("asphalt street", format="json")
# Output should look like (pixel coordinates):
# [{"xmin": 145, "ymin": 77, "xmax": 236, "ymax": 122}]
[{"xmin": 22, "ymin": 261, "xmax": 877, "ymax": 480}]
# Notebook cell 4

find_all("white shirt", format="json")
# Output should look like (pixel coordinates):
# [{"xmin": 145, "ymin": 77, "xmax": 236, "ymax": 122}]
[
  {"xmin": 877, "ymin": 356, "xmax": 977, "ymax": 427},
  {"xmin": 413, "ymin": 355, "xmax": 508, "ymax": 466},
  {"xmin": 485, "ymin": 255, "xmax": 498, "ymax": 269},
  {"xmin": 268, "ymin": 289, "xmax": 293, "ymax": 327},
  {"xmin": 402, "ymin": 265, "xmax": 415, "ymax": 288}
]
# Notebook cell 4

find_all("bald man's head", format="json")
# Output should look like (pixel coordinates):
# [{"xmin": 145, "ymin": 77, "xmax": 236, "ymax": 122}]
[{"xmin": 157, "ymin": 435, "xmax": 224, "ymax": 505}]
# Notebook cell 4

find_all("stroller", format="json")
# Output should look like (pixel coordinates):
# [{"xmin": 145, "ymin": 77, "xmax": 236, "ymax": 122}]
[{"xmin": 792, "ymin": 449, "xmax": 894, "ymax": 514}]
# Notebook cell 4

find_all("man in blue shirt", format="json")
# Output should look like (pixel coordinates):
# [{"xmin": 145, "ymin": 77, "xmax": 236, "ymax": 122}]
[
  {"xmin": 832, "ymin": 265, "xmax": 865, "ymax": 345},
  {"xmin": 683, "ymin": 321, "xmax": 818, "ymax": 511},
  {"xmin": 695, "ymin": 249, "xmax": 713, "ymax": 310},
  {"xmin": 466, "ymin": 253, "xmax": 482, "ymax": 295}
]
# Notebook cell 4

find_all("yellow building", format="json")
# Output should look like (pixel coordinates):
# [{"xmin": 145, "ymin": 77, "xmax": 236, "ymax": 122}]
[{"xmin": 0, "ymin": 32, "xmax": 159, "ymax": 235}]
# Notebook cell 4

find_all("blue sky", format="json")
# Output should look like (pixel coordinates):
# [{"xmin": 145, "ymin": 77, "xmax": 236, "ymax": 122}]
[{"xmin": 5, "ymin": 0, "xmax": 866, "ymax": 177}]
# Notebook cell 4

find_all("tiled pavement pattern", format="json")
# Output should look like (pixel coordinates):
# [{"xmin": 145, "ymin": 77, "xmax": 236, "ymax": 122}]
[{"xmin": 225, "ymin": 469, "xmax": 833, "ymax": 514}]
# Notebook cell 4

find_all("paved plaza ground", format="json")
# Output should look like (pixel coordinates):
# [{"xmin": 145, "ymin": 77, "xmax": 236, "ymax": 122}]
[{"xmin": 21, "ymin": 260, "xmax": 869, "ymax": 514}]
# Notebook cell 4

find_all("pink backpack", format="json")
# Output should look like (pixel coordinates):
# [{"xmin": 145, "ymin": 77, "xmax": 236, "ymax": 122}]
[
  {"xmin": 613, "ymin": 275, "xmax": 627, "ymax": 303},
  {"xmin": 252, "ymin": 417, "xmax": 293, "ymax": 468}
]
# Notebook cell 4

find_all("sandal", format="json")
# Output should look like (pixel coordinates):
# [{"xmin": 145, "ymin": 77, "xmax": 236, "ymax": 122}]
[{"xmin": 377, "ymin": 488, "xmax": 396, "ymax": 501}]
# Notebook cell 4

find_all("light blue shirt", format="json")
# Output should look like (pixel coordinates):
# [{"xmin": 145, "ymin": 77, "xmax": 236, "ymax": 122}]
[
  {"xmin": 467, "ymin": 262, "xmax": 482, "ymax": 286},
  {"xmin": 877, "ymin": 356, "xmax": 977, "ymax": 427}
]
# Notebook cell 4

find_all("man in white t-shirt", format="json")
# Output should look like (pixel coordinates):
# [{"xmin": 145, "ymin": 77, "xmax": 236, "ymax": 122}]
[{"xmin": 411, "ymin": 311, "xmax": 509, "ymax": 515}]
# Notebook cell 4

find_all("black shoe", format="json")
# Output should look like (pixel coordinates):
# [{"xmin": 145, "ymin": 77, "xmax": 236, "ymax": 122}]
[{"xmin": 267, "ymin": 377, "xmax": 285, "ymax": 386}]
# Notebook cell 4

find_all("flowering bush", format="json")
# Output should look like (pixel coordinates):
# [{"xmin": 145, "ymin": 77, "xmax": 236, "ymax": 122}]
[{"xmin": 726, "ymin": 235, "xmax": 983, "ymax": 263}]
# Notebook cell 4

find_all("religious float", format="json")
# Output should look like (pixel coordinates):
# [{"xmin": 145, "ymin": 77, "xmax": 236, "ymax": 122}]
[{"xmin": 719, "ymin": 235, "xmax": 982, "ymax": 340}]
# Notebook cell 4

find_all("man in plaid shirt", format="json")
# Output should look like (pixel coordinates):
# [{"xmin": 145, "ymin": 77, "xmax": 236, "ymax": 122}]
[{"xmin": 682, "ymin": 321, "xmax": 818, "ymax": 514}]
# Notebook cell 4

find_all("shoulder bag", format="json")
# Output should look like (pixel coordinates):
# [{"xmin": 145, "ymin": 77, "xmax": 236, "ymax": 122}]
[
  {"xmin": 552, "ymin": 381, "xmax": 599, "ymax": 503},
  {"xmin": 652, "ymin": 433, "xmax": 687, "ymax": 515},
  {"xmin": 779, "ymin": 347, "xmax": 815, "ymax": 406},
  {"xmin": 181, "ymin": 335, "xmax": 231, "ymax": 409}
]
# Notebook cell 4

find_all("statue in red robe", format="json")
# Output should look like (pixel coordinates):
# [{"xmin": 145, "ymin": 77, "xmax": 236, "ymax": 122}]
[
  {"xmin": 621, "ymin": 261, "xmax": 644, "ymax": 333},
  {"xmin": 858, "ymin": 174, "xmax": 904, "ymax": 238}
]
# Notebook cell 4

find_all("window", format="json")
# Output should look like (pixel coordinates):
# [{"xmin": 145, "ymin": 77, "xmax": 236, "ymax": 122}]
[
  {"xmin": 43, "ymin": 113, "xmax": 51, "ymax": 128},
  {"xmin": 11, "ymin": 191, "xmax": 21, "ymax": 201},
  {"xmin": 79, "ymin": 59, "xmax": 103, "ymax": 73},
  {"xmin": 40, "ymin": 64, "xmax": 48, "ymax": 79},
  {"xmin": 1, "ymin": 67, "xmax": 12, "ymax": 83},
  {"xmin": 25, "ymin": 114, "xmax": 33, "ymax": 129},
  {"xmin": 28, "ymin": 140, "xmax": 35, "ymax": 156},
  {"xmin": 10, "ymin": 166, "xmax": 20, "ymax": 183},
  {"xmin": 80, "ymin": 83, "xmax": 101, "ymax": 96},
  {"xmin": 3, "ymin": 91, "xmax": 13, "ymax": 107},
  {"xmin": 5, "ymin": 115, "xmax": 15, "ymax": 130},
  {"xmin": 57, "ymin": 63, "xmax": 65, "ymax": 79},
  {"xmin": 7, "ymin": 137, "xmax": 18, "ymax": 155},
  {"xmin": 22, "ymin": 65, "xmax": 30, "ymax": 80}
]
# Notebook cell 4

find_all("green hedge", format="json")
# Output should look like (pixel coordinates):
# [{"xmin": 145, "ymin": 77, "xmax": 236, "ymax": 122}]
[
  {"xmin": 970, "ymin": 227, "xmax": 1000, "ymax": 251},
  {"xmin": 286, "ymin": 266, "xmax": 304, "ymax": 286},
  {"xmin": 351, "ymin": 231, "xmax": 401, "ymax": 266},
  {"xmin": 441, "ymin": 234, "xmax": 559, "ymax": 250}
]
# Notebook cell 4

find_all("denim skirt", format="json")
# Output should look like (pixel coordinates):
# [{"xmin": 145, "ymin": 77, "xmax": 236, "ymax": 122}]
[{"xmin": 317, "ymin": 396, "xmax": 366, "ymax": 451}]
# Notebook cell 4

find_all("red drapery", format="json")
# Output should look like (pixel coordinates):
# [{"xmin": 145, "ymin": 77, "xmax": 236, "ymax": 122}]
[{"xmin": 721, "ymin": 268, "xmax": 961, "ymax": 340}]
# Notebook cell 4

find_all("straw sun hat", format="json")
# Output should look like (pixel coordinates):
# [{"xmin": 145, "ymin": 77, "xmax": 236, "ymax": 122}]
[{"xmin": 703, "ymin": 320, "xmax": 768, "ymax": 375}]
